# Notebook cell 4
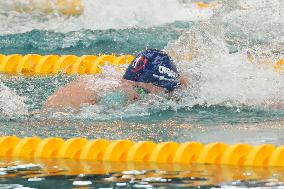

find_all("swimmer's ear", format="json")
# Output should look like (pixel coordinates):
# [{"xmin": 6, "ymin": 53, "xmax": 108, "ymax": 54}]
[{"xmin": 179, "ymin": 73, "xmax": 190, "ymax": 88}]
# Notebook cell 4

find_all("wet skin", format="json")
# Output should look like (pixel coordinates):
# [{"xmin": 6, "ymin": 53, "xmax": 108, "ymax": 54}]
[
  {"xmin": 44, "ymin": 73, "xmax": 189, "ymax": 109},
  {"xmin": 44, "ymin": 78, "xmax": 167, "ymax": 109}
]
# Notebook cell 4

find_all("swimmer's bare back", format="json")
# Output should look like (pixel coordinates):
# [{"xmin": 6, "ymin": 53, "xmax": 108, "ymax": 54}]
[{"xmin": 44, "ymin": 78, "xmax": 96, "ymax": 109}]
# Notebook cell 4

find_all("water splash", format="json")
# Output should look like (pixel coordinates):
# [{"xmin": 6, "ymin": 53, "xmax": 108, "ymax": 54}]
[
  {"xmin": 0, "ymin": 0, "xmax": 213, "ymax": 34},
  {"xmin": 0, "ymin": 0, "xmax": 283, "ymax": 121},
  {"xmin": 221, "ymin": 0, "xmax": 284, "ymax": 60},
  {"xmin": 0, "ymin": 82, "xmax": 28, "ymax": 117},
  {"xmin": 166, "ymin": 0, "xmax": 284, "ymax": 109}
]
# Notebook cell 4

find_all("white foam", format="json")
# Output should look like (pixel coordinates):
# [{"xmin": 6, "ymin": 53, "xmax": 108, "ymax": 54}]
[
  {"xmin": 165, "ymin": 4, "xmax": 284, "ymax": 109},
  {"xmin": 0, "ymin": 0, "xmax": 213, "ymax": 34},
  {"xmin": 142, "ymin": 177, "xmax": 168, "ymax": 182},
  {"xmin": 0, "ymin": 83, "xmax": 28, "ymax": 117},
  {"xmin": 122, "ymin": 170, "xmax": 147, "ymax": 175},
  {"xmin": 75, "ymin": 0, "xmax": 213, "ymax": 30},
  {"xmin": 133, "ymin": 184, "xmax": 154, "ymax": 188},
  {"xmin": 0, "ymin": 171, "xmax": 6, "ymax": 175},
  {"xmin": 221, "ymin": 0, "xmax": 284, "ymax": 56},
  {"xmin": 7, "ymin": 163, "xmax": 41, "ymax": 171},
  {"xmin": 73, "ymin": 180, "xmax": 92, "ymax": 186},
  {"xmin": 28, "ymin": 177, "xmax": 45, "ymax": 182},
  {"xmin": 116, "ymin": 183, "xmax": 127, "ymax": 186}
]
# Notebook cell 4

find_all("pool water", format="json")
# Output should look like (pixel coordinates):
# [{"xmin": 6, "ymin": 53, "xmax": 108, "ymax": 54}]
[
  {"xmin": 0, "ymin": 0, "xmax": 283, "ymax": 188},
  {"xmin": 2, "ymin": 158, "xmax": 284, "ymax": 188}
]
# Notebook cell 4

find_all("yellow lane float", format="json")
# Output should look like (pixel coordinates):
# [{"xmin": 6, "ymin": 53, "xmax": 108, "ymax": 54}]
[
  {"xmin": 0, "ymin": 54, "xmax": 134, "ymax": 75},
  {"xmin": 2, "ymin": 136, "xmax": 284, "ymax": 167},
  {"xmin": 195, "ymin": 1, "xmax": 218, "ymax": 9},
  {"xmin": 0, "ymin": 53, "xmax": 282, "ymax": 76},
  {"xmin": 274, "ymin": 58, "xmax": 284, "ymax": 72},
  {"xmin": 4, "ymin": 0, "xmax": 84, "ymax": 16}
]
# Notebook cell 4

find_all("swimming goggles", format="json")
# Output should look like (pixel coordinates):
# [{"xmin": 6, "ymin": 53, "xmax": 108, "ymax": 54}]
[{"xmin": 134, "ymin": 86, "xmax": 150, "ymax": 95}]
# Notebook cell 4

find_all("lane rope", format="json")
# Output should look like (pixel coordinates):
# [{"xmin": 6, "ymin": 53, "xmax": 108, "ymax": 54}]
[
  {"xmin": 0, "ymin": 54, "xmax": 282, "ymax": 75},
  {"xmin": 0, "ymin": 54, "xmax": 134, "ymax": 75},
  {"xmin": 1, "ymin": 136, "xmax": 284, "ymax": 167}
]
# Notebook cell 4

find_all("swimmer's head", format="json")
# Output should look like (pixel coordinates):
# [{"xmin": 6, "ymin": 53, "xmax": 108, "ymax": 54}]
[{"xmin": 123, "ymin": 49, "xmax": 180, "ymax": 92}]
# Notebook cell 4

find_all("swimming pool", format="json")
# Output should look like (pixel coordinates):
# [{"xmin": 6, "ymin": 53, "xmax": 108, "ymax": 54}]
[{"xmin": 0, "ymin": 0, "xmax": 283, "ymax": 188}]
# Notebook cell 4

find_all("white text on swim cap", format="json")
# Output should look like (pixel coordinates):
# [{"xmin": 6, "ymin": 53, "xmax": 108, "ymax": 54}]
[{"xmin": 158, "ymin": 66, "xmax": 178, "ymax": 78}]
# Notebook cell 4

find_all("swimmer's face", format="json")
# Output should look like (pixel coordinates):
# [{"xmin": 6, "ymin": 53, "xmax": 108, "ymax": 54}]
[
  {"xmin": 133, "ymin": 81, "xmax": 166, "ymax": 94},
  {"xmin": 121, "ymin": 79, "xmax": 166, "ymax": 100}
]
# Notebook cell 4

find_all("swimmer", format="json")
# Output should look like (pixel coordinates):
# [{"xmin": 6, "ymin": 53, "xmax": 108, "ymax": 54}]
[{"xmin": 44, "ymin": 49, "xmax": 188, "ymax": 109}]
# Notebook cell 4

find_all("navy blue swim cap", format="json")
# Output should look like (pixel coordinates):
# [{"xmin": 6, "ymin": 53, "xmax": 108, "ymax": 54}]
[{"xmin": 123, "ymin": 49, "xmax": 180, "ymax": 91}]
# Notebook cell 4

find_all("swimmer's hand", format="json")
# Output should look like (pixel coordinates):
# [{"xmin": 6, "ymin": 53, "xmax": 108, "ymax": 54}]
[{"xmin": 179, "ymin": 73, "xmax": 190, "ymax": 88}]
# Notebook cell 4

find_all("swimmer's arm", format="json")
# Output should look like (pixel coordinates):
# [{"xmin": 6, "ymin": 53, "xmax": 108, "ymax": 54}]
[{"xmin": 44, "ymin": 78, "xmax": 97, "ymax": 109}]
